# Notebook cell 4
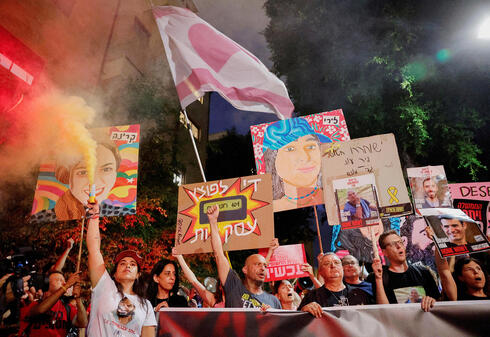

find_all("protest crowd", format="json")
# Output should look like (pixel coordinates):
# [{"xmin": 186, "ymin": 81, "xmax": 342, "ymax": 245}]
[
  {"xmin": 1, "ymin": 4, "xmax": 490, "ymax": 337},
  {"xmin": 0, "ymin": 200, "xmax": 488, "ymax": 336}
]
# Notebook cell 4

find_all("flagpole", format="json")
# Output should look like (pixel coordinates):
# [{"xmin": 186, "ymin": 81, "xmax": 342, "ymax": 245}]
[{"xmin": 183, "ymin": 108, "xmax": 206, "ymax": 182}]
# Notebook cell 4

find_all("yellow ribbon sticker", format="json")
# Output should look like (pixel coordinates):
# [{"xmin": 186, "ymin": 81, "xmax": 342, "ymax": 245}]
[{"xmin": 387, "ymin": 186, "xmax": 399, "ymax": 204}]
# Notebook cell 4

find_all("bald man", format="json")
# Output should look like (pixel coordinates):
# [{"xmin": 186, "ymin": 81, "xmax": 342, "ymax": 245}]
[{"xmin": 208, "ymin": 205, "xmax": 281, "ymax": 309}]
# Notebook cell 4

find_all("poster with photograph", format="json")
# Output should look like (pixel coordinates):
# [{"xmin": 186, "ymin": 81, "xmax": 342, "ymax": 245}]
[
  {"xmin": 321, "ymin": 133, "xmax": 412, "ymax": 226},
  {"xmin": 175, "ymin": 174, "xmax": 273, "ymax": 254},
  {"xmin": 407, "ymin": 165, "xmax": 452, "ymax": 215},
  {"xmin": 332, "ymin": 174, "xmax": 379, "ymax": 230},
  {"xmin": 258, "ymin": 244, "xmax": 309, "ymax": 282},
  {"xmin": 422, "ymin": 208, "xmax": 490, "ymax": 258},
  {"xmin": 399, "ymin": 215, "xmax": 436, "ymax": 273},
  {"xmin": 250, "ymin": 110, "xmax": 349, "ymax": 213},
  {"xmin": 449, "ymin": 182, "xmax": 490, "ymax": 237},
  {"xmin": 30, "ymin": 124, "xmax": 140, "ymax": 223}
]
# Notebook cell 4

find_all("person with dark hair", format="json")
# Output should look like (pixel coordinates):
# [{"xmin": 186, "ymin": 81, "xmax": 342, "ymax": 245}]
[
  {"xmin": 273, "ymin": 280, "xmax": 297, "ymax": 310},
  {"xmin": 17, "ymin": 270, "xmax": 87, "ymax": 336},
  {"xmin": 262, "ymin": 118, "xmax": 331, "ymax": 212},
  {"xmin": 208, "ymin": 205, "xmax": 281, "ymax": 309},
  {"xmin": 453, "ymin": 258, "xmax": 488, "ymax": 300},
  {"xmin": 174, "ymin": 253, "xmax": 224, "ymax": 308},
  {"xmin": 368, "ymin": 230, "xmax": 440, "ymax": 312},
  {"xmin": 146, "ymin": 259, "xmax": 188, "ymax": 311},
  {"xmin": 421, "ymin": 177, "xmax": 440, "ymax": 208},
  {"xmin": 86, "ymin": 203, "xmax": 156, "ymax": 337},
  {"xmin": 299, "ymin": 253, "xmax": 373, "ymax": 318}
]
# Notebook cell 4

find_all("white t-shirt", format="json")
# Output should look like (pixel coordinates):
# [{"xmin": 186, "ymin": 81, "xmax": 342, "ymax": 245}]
[{"xmin": 87, "ymin": 270, "xmax": 157, "ymax": 337}]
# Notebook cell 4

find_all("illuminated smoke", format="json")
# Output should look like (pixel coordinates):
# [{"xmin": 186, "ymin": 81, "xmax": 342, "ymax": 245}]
[{"xmin": 1, "ymin": 90, "xmax": 97, "ymax": 186}]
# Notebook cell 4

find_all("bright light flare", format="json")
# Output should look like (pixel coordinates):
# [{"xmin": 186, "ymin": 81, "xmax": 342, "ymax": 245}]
[{"xmin": 477, "ymin": 16, "xmax": 490, "ymax": 39}]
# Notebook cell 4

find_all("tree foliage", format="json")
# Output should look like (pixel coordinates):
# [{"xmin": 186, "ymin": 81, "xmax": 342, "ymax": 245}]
[{"xmin": 264, "ymin": 0, "xmax": 490, "ymax": 181}]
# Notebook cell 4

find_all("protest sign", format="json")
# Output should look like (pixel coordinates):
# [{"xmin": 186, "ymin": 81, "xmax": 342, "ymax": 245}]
[
  {"xmin": 30, "ymin": 124, "xmax": 140, "ymax": 223},
  {"xmin": 258, "ymin": 244, "xmax": 309, "ymax": 282},
  {"xmin": 398, "ymin": 215, "xmax": 436, "ymax": 273},
  {"xmin": 321, "ymin": 133, "xmax": 412, "ymax": 226},
  {"xmin": 421, "ymin": 208, "xmax": 490, "ymax": 258},
  {"xmin": 332, "ymin": 174, "xmax": 379, "ymax": 230},
  {"xmin": 449, "ymin": 182, "xmax": 490, "ymax": 237},
  {"xmin": 250, "ymin": 110, "xmax": 349, "ymax": 212},
  {"xmin": 407, "ymin": 165, "xmax": 452, "ymax": 215},
  {"xmin": 174, "ymin": 174, "xmax": 273, "ymax": 254}
]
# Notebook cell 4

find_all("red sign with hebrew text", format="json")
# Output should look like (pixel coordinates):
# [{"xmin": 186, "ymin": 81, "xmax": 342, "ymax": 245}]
[{"xmin": 259, "ymin": 244, "xmax": 309, "ymax": 282}]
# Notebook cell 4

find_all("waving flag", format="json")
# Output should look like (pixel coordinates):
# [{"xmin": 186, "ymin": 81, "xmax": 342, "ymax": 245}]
[{"xmin": 153, "ymin": 6, "xmax": 294, "ymax": 119}]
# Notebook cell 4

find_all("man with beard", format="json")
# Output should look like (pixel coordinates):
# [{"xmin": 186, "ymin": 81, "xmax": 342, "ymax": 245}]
[
  {"xmin": 421, "ymin": 178, "xmax": 440, "ymax": 208},
  {"xmin": 400, "ymin": 216, "xmax": 436, "ymax": 272},
  {"xmin": 368, "ymin": 230, "xmax": 440, "ymax": 311},
  {"xmin": 299, "ymin": 253, "xmax": 373, "ymax": 318},
  {"xmin": 208, "ymin": 205, "xmax": 281, "ymax": 309}
]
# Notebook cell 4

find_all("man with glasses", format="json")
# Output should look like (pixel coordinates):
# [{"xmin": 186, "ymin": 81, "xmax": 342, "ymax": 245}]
[
  {"xmin": 368, "ymin": 230, "xmax": 440, "ymax": 311},
  {"xmin": 299, "ymin": 253, "xmax": 373, "ymax": 318},
  {"xmin": 341, "ymin": 255, "xmax": 373, "ymax": 296}
]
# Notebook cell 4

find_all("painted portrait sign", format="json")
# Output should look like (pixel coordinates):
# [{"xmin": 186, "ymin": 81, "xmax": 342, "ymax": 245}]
[
  {"xmin": 321, "ymin": 133, "xmax": 412, "ymax": 226},
  {"xmin": 449, "ymin": 182, "xmax": 490, "ymax": 237},
  {"xmin": 422, "ymin": 208, "xmax": 490, "ymax": 258},
  {"xmin": 250, "ymin": 110, "xmax": 350, "ymax": 212},
  {"xmin": 30, "ymin": 124, "xmax": 140, "ymax": 223},
  {"xmin": 174, "ymin": 174, "xmax": 273, "ymax": 254},
  {"xmin": 258, "ymin": 244, "xmax": 309, "ymax": 282},
  {"xmin": 407, "ymin": 165, "xmax": 452, "ymax": 215}
]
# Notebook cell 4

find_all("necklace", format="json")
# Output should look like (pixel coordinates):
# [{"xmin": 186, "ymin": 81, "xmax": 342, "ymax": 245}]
[
  {"xmin": 284, "ymin": 186, "xmax": 319, "ymax": 201},
  {"xmin": 326, "ymin": 287, "xmax": 349, "ymax": 306}
]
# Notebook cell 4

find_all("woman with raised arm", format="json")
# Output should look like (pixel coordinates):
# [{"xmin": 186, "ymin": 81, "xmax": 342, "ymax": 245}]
[
  {"xmin": 86, "ymin": 203, "xmax": 156, "ymax": 337},
  {"xmin": 173, "ymin": 252, "xmax": 225, "ymax": 308}
]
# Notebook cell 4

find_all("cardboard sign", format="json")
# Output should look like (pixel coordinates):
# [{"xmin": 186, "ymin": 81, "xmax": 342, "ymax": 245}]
[
  {"xmin": 258, "ymin": 244, "xmax": 308, "ymax": 282},
  {"xmin": 30, "ymin": 124, "xmax": 140, "ymax": 223},
  {"xmin": 321, "ymin": 133, "xmax": 412, "ymax": 225},
  {"xmin": 333, "ymin": 174, "xmax": 380, "ymax": 230},
  {"xmin": 422, "ymin": 208, "xmax": 490, "ymax": 258},
  {"xmin": 250, "ymin": 110, "xmax": 350, "ymax": 213},
  {"xmin": 407, "ymin": 165, "xmax": 452, "ymax": 215},
  {"xmin": 449, "ymin": 182, "xmax": 490, "ymax": 237},
  {"xmin": 175, "ymin": 174, "xmax": 273, "ymax": 254}
]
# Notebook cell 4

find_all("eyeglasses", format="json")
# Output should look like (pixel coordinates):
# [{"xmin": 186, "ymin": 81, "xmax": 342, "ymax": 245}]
[
  {"xmin": 342, "ymin": 261, "xmax": 357, "ymax": 266},
  {"xmin": 385, "ymin": 239, "xmax": 404, "ymax": 248}
]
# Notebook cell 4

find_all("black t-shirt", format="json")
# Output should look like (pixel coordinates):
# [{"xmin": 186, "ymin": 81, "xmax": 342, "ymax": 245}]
[
  {"xmin": 298, "ymin": 284, "xmax": 373, "ymax": 309},
  {"xmin": 367, "ymin": 264, "xmax": 440, "ymax": 303},
  {"xmin": 151, "ymin": 294, "xmax": 188, "ymax": 308},
  {"xmin": 458, "ymin": 293, "xmax": 488, "ymax": 301}
]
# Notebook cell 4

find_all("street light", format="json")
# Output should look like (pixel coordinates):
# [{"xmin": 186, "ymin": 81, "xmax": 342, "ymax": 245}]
[{"xmin": 477, "ymin": 16, "xmax": 490, "ymax": 39}]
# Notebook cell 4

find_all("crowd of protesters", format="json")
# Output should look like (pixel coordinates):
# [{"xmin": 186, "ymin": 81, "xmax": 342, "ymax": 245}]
[{"xmin": 0, "ymin": 204, "xmax": 488, "ymax": 336}]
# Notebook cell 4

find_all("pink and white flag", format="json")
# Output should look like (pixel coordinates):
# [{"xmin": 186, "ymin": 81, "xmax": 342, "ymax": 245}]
[{"xmin": 153, "ymin": 6, "xmax": 294, "ymax": 119}]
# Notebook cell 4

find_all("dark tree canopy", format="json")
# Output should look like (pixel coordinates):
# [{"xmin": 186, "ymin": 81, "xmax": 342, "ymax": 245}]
[{"xmin": 264, "ymin": 0, "xmax": 490, "ymax": 181}]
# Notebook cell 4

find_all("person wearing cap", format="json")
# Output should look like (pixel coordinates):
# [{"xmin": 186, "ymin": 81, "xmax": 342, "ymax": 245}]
[
  {"xmin": 262, "ymin": 118, "xmax": 332, "ymax": 212},
  {"xmin": 208, "ymin": 205, "xmax": 281, "ymax": 309},
  {"xmin": 86, "ymin": 203, "xmax": 156, "ymax": 337}
]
